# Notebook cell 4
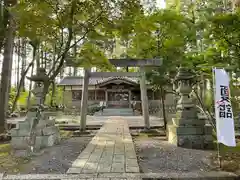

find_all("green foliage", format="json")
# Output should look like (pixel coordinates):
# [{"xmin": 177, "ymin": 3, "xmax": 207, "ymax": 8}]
[
  {"xmin": 6, "ymin": 0, "xmax": 240, "ymax": 115},
  {"xmin": 207, "ymin": 10, "xmax": 240, "ymax": 70},
  {"xmin": 8, "ymin": 88, "xmax": 17, "ymax": 110},
  {"xmin": 11, "ymin": 0, "xmax": 146, "ymax": 73},
  {"xmin": 87, "ymin": 104, "xmax": 102, "ymax": 115},
  {"xmin": 10, "ymin": 86, "xmax": 64, "ymax": 112},
  {"xmin": 75, "ymin": 42, "xmax": 112, "ymax": 70},
  {"xmin": 229, "ymin": 78, "xmax": 240, "ymax": 115},
  {"xmin": 17, "ymin": 91, "xmax": 29, "ymax": 110},
  {"xmin": 128, "ymin": 1, "xmax": 240, "ymax": 112},
  {"xmin": 45, "ymin": 86, "xmax": 64, "ymax": 106},
  {"xmin": 127, "ymin": 9, "xmax": 192, "ymax": 89}
]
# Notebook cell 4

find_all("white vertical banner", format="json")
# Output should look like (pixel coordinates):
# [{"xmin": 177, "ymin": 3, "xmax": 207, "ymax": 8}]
[{"xmin": 214, "ymin": 68, "xmax": 236, "ymax": 147}]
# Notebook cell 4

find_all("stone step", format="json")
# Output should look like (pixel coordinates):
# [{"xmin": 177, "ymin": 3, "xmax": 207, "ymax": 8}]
[{"xmin": 94, "ymin": 108, "xmax": 135, "ymax": 116}]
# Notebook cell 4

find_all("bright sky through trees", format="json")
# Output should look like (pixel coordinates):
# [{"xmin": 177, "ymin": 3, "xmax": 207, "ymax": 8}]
[{"xmin": 157, "ymin": 0, "xmax": 166, "ymax": 8}]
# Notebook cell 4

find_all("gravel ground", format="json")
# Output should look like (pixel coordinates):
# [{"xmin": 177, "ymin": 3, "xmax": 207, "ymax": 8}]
[
  {"xmin": 19, "ymin": 136, "xmax": 93, "ymax": 174},
  {"xmin": 133, "ymin": 135, "xmax": 216, "ymax": 173}
]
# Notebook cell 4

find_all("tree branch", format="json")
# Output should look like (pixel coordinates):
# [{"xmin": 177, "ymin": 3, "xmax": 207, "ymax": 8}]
[
  {"xmin": 223, "ymin": 36, "xmax": 240, "ymax": 49},
  {"xmin": 48, "ymin": 10, "xmax": 104, "ymax": 79},
  {"xmin": 56, "ymin": 28, "xmax": 64, "ymax": 58},
  {"xmin": 11, "ymin": 56, "xmax": 35, "ymax": 113},
  {"xmin": 48, "ymin": 0, "xmax": 76, "ymax": 80}
]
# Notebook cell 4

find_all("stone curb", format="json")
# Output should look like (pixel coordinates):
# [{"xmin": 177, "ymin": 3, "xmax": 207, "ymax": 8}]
[{"xmin": 1, "ymin": 172, "xmax": 239, "ymax": 180}]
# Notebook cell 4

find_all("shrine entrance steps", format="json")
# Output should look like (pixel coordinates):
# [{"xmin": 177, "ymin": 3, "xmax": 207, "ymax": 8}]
[
  {"xmin": 67, "ymin": 118, "xmax": 140, "ymax": 176},
  {"xmin": 94, "ymin": 108, "xmax": 138, "ymax": 116}
]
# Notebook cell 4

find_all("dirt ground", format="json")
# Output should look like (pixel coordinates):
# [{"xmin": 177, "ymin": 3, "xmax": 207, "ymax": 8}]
[
  {"xmin": 1, "ymin": 128, "xmax": 239, "ymax": 175},
  {"xmin": 132, "ymin": 131, "xmax": 240, "ymax": 175},
  {"xmin": 0, "ymin": 131, "xmax": 95, "ymax": 174},
  {"xmin": 133, "ymin": 135, "xmax": 214, "ymax": 173}
]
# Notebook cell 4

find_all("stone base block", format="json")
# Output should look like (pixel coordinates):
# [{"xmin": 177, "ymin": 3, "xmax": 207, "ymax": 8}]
[
  {"xmin": 42, "ymin": 126, "xmax": 59, "ymax": 135},
  {"xmin": 11, "ymin": 133, "xmax": 60, "ymax": 150},
  {"xmin": 15, "ymin": 121, "xmax": 30, "ymax": 130},
  {"xmin": 13, "ymin": 150, "xmax": 29, "ymax": 158},
  {"xmin": 11, "ymin": 136, "xmax": 30, "ymax": 149},
  {"xmin": 172, "ymin": 117, "xmax": 205, "ymax": 126},
  {"xmin": 10, "ymin": 128, "xmax": 30, "ymax": 137},
  {"xmin": 168, "ymin": 125, "xmax": 205, "ymax": 135},
  {"xmin": 167, "ymin": 125, "xmax": 214, "ymax": 149},
  {"xmin": 204, "ymin": 135, "xmax": 214, "ymax": 150},
  {"xmin": 37, "ymin": 119, "xmax": 55, "ymax": 127},
  {"xmin": 204, "ymin": 125, "xmax": 213, "ymax": 135},
  {"xmin": 175, "ymin": 109, "xmax": 198, "ymax": 119}
]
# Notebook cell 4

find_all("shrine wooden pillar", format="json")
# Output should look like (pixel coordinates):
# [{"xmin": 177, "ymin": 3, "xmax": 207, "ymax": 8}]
[{"xmin": 105, "ymin": 90, "xmax": 108, "ymax": 106}]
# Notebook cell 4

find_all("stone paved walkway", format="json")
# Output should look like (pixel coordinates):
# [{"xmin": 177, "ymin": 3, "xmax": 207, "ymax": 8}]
[{"xmin": 67, "ymin": 118, "xmax": 140, "ymax": 175}]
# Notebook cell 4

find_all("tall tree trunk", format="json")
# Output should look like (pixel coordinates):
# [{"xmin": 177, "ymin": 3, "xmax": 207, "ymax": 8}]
[
  {"xmin": 21, "ymin": 39, "xmax": 26, "ymax": 92},
  {"xmin": 0, "ymin": 0, "xmax": 9, "ymax": 52},
  {"xmin": 40, "ymin": 43, "xmax": 44, "ymax": 67},
  {"xmin": 27, "ymin": 63, "xmax": 34, "ymax": 109},
  {"xmin": 160, "ymin": 87, "xmax": 167, "ymax": 130},
  {"xmin": 50, "ymin": 81, "xmax": 56, "ymax": 107},
  {"xmin": 44, "ymin": 42, "xmax": 47, "ymax": 69},
  {"xmin": 16, "ymin": 38, "xmax": 21, "ymax": 87},
  {"xmin": 11, "ymin": 59, "xmax": 34, "ymax": 113},
  {"xmin": 0, "ymin": 15, "xmax": 15, "ymax": 133},
  {"xmin": 210, "ymin": 79, "xmax": 215, "ymax": 115},
  {"xmin": 60, "ymin": 66, "xmax": 64, "ymax": 79},
  {"xmin": 36, "ymin": 48, "xmax": 40, "ymax": 72}
]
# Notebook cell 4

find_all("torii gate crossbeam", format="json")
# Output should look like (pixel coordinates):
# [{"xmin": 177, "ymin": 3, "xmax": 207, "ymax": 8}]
[{"xmin": 66, "ymin": 58, "xmax": 162, "ymax": 131}]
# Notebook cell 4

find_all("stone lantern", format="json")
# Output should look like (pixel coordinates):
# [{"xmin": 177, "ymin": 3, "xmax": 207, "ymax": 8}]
[
  {"xmin": 26, "ymin": 68, "xmax": 49, "ymax": 106},
  {"xmin": 167, "ymin": 67, "xmax": 213, "ymax": 149},
  {"xmin": 10, "ymin": 68, "xmax": 60, "ymax": 156}
]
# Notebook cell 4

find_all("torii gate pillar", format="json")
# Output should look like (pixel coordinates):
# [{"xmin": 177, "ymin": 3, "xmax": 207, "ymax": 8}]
[
  {"xmin": 80, "ymin": 68, "xmax": 90, "ymax": 132},
  {"xmin": 139, "ymin": 66, "xmax": 150, "ymax": 129}
]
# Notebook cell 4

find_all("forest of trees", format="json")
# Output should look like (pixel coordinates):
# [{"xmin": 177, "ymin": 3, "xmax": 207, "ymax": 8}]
[{"xmin": 0, "ymin": 0, "xmax": 240, "ymax": 135}]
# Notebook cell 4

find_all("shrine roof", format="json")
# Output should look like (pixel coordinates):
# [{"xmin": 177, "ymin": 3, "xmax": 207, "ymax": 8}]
[{"xmin": 58, "ymin": 76, "xmax": 140, "ymax": 86}]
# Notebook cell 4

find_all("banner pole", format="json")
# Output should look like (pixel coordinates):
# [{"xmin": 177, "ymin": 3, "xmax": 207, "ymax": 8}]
[{"xmin": 212, "ymin": 67, "xmax": 222, "ymax": 169}]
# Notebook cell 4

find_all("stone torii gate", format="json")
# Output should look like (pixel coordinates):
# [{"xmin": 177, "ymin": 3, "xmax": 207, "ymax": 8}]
[{"xmin": 67, "ymin": 58, "xmax": 162, "ymax": 131}]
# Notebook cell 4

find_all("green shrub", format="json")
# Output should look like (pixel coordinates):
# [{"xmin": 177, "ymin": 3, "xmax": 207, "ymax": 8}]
[{"xmin": 87, "ymin": 104, "xmax": 102, "ymax": 115}]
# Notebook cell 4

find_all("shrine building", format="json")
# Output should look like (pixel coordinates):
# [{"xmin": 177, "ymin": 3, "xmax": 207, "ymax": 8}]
[{"xmin": 58, "ymin": 76, "xmax": 174, "ymax": 108}]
